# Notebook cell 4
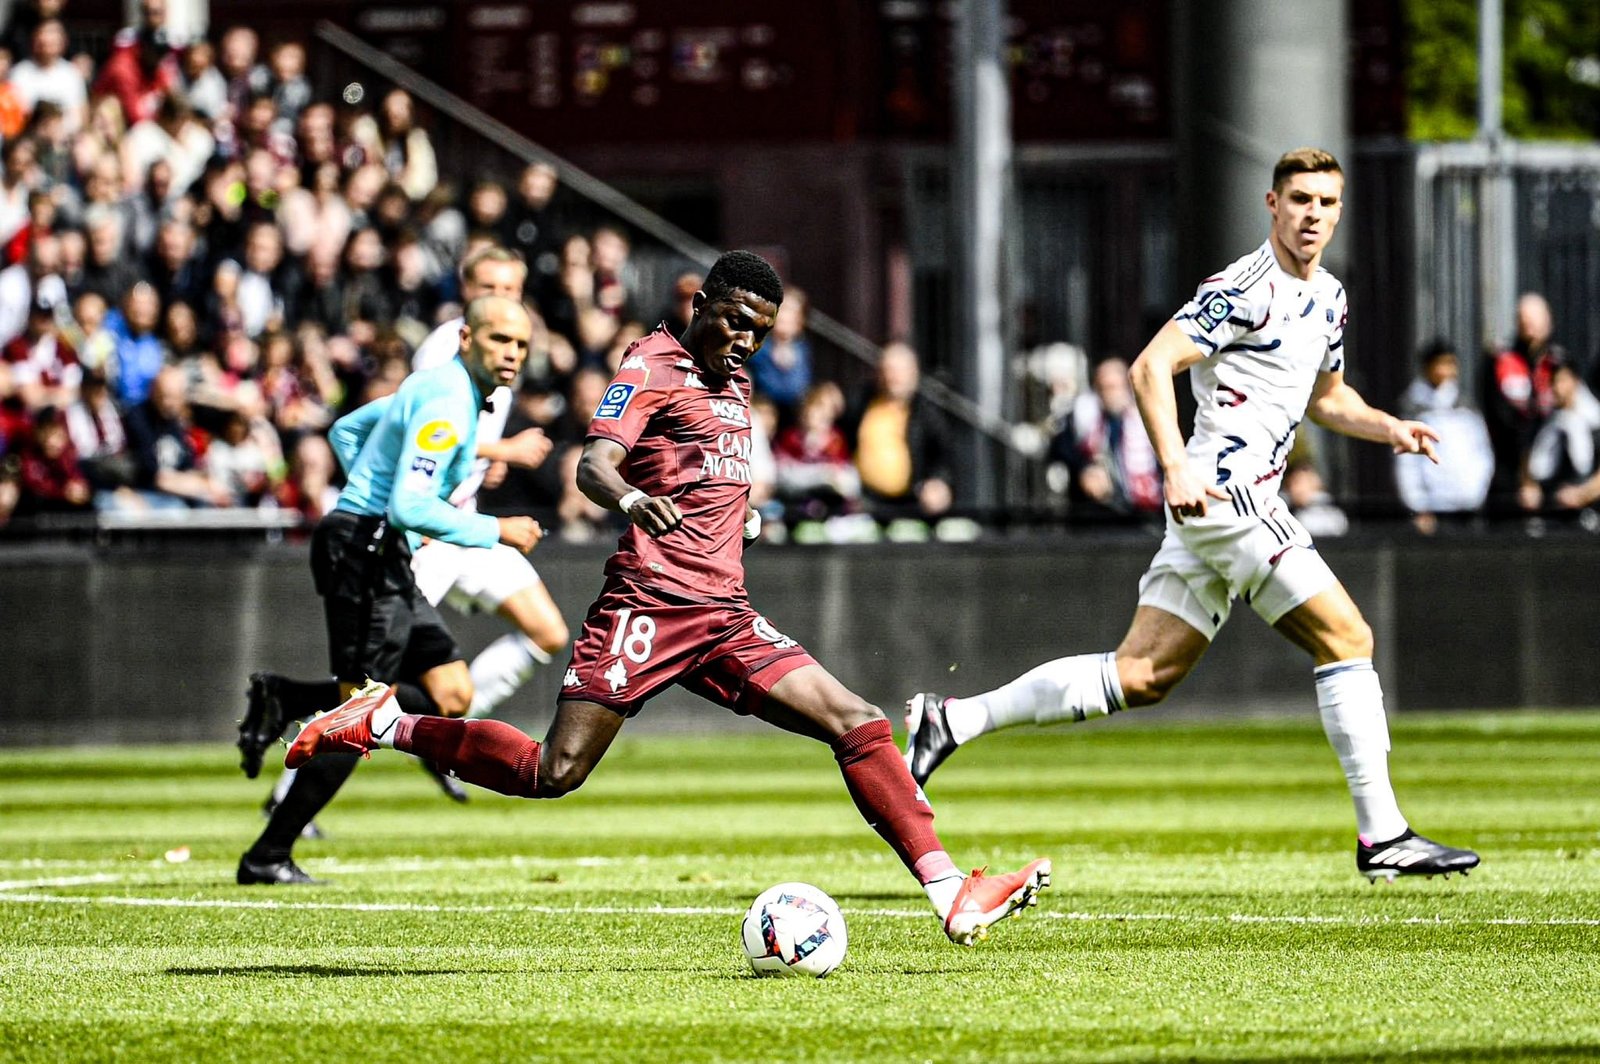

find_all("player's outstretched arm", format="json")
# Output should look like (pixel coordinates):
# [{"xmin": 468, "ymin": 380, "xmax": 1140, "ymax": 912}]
[
  {"xmin": 1131, "ymin": 321, "xmax": 1227, "ymax": 523},
  {"xmin": 575, "ymin": 437, "xmax": 683, "ymax": 537},
  {"xmin": 1308, "ymin": 369, "xmax": 1440, "ymax": 464}
]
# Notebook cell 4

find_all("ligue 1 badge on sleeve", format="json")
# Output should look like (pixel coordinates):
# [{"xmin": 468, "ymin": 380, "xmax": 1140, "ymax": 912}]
[
  {"xmin": 595, "ymin": 382, "xmax": 637, "ymax": 420},
  {"xmin": 1196, "ymin": 293, "xmax": 1234, "ymax": 332}
]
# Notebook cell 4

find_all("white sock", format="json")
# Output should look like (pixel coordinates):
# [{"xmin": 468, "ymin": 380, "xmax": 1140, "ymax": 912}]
[
  {"xmin": 1315, "ymin": 658, "xmax": 1408, "ymax": 842},
  {"xmin": 370, "ymin": 701, "xmax": 404, "ymax": 748},
  {"xmin": 944, "ymin": 652, "xmax": 1124, "ymax": 743},
  {"xmin": 467, "ymin": 634, "xmax": 550, "ymax": 719},
  {"xmin": 923, "ymin": 872, "xmax": 965, "ymax": 919},
  {"xmin": 271, "ymin": 767, "xmax": 297, "ymax": 804}
]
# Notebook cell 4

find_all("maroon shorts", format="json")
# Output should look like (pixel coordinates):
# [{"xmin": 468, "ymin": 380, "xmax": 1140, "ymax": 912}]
[{"xmin": 558, "ymin": 576, "xmax": 817, "ymax": 717}]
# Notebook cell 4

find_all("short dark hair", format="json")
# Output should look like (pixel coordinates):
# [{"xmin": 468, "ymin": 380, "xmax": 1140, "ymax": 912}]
[
  {"xmin": 1419, "ymin": 337, "xmax": 1457, "ymax": 365},
  {"xmin": 1272, "ymin": 147, "xmax": 1342, "ymax": 191},
  {"xmin": 702, "ymin": 250, "xmax": 783, "ymax": 307}
]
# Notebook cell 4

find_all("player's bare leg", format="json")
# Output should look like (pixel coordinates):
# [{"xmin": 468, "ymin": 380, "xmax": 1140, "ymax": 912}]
[
  {"xmin": 763, "ymin": 663, "xmax": 1051, "ymax": 946},
  {"xmin": 908, "ymin": 606, "xmax": 1209, "ymax": 784},
  {"xmin": 465, "ymin": 584, "xmax": 569, "ymax": 719},
  {"xmin": 1274, "ymin": 586, "xmax": 1479, "ymax": 881}
]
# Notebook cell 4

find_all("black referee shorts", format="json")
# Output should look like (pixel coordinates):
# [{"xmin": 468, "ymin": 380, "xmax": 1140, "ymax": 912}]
[{"xmin": 310, "ymin": 510, "xmax": 462, "ymax": 686}]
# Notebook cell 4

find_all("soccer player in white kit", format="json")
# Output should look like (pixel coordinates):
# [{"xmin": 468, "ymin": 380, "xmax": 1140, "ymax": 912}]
[
  {"xmin": 905, "ymin": 148, "xmax": 1480, "ymax": 882},
  {"xmin": 409, "ymin": 247, "xmax": 570, "ymax": 733}
]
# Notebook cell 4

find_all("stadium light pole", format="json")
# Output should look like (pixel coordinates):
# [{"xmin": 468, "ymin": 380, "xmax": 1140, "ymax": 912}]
[{"xmin": 951, "ymin": 0, "xmax": 1014, "ymax": 515}]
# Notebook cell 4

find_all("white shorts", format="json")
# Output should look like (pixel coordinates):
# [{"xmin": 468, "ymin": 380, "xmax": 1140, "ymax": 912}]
[
  {"xmin": 1136, "ymin": 483, "xmax": 1337, "ymax": 640},
  {"xmin": 410, "ymin": 540, "xmax": 541, "ymax": 614}
]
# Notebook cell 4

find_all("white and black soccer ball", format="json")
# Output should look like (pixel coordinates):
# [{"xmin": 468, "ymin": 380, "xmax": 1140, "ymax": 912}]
[{"xmin": 740, "ymin": 882, "xmax": 847, "ymax": 978}]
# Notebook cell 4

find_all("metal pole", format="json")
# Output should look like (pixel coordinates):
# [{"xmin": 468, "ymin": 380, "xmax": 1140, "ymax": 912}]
[
  {"xmin": 1478, "ymin": 0, "xmax": 1503, "ymax": 141},
  {"xmin": 1478, "ymin": 0, "xmax": 1516, "ymax": 352},
  {"xmin": 952, "ymin": 0, "xmax": 1012, "ymax": 512}
]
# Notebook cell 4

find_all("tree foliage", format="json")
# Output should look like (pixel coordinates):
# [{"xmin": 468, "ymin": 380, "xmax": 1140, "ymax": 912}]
[{"xmin": 1406, "ymin": 0, "xmax": 1600, "ymax": 140}]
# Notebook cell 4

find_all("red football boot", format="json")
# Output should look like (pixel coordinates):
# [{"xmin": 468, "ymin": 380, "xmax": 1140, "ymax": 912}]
[
  {"xmin": 283, "ymin": 679, "xmax": 394, "ymax": 769},
  {"xmin": 943, "ymin": 858, "xmax": 1052, "ymax": 946}
]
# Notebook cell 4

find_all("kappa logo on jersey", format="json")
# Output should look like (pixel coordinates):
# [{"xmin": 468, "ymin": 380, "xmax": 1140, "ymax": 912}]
[
  {"xmin": 562, "ymin": 668, "xmax": 580, "ymax": 687},
  {"xmin": 753, "ymin": 616, "xmax": 797, "ymax": 649},
  {"xmin": 1194, "ymin": 293, "xmax": 1234, "ymax": 332},
  {"xmin": 410, "ymin": 456, "xmax": 438, "ymax": 476},
  {"xmin": 620, "ymin": 355, "xmax": 647, "ymax": 371},
  {"xmin": 415, "ymin": 419, "xmax": 461, "ymax": 452},
  {"xmin": 708, "ymin": 398, "xmax": 748, "ymax": 425},
  {"xmin": 595, "ymin": 382, "xmax": 637, "ymax": 420},
  {"xmin": 684, "ymin": 372, "xmax": 706, "ymax": 389}
]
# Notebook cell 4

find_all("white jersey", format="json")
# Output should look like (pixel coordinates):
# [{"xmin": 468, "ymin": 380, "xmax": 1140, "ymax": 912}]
[
  {"xmin": 1174, "ymin": 240, "xmax": 1347, "ymax": 492},
  {"xmin": 413, "ymin": 317, "xmax": 512, "ymax": 509}
]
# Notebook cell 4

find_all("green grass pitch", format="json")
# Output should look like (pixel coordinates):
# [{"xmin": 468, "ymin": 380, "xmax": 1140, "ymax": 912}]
[{"xmin": 2, "ymin": 712, "xmax": 1598, "ymax": 1063}]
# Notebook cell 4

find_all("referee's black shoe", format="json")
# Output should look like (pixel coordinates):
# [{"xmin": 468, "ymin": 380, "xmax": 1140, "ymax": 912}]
[
  {"xmin": 1357, "ymin": 829, "xmax": 1480, "ymax": 883},
  {"xmin": 236, "ymin": 854, "xmax": 321, "ymax": 885},
  {"xmin": 422, "ymin": 760, "xmax": 469, "ymax": 803},
  {"xmin": 904, "ymin": 692, "xmax": 959, "ymax": 786},
  {"xmin": 238, "ymin": 672, "xmax": 291, "ymax": 779}
]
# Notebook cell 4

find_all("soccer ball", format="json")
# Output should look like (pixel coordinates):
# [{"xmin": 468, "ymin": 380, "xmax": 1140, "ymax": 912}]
[{"xmin": 740, "ymin": 882, "xmax": 847, "ymax": 978}]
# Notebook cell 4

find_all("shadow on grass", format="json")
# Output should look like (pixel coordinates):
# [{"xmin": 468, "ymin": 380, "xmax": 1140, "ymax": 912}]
[
  {"xmin": 1211, "ymin": 1047, "xmax": 1600, "ymax": 1063},
  {"xmin": 166, "ymin": 965, "xmax": 478, "ymax": 978}
]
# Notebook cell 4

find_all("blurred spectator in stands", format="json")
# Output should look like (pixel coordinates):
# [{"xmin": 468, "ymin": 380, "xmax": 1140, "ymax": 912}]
[
  {"xmin": 205, "ymin": 407, "xmax": 278, "ymax": 507},
  {"xmin": 352, "ymin": 88, "xmax": 436, "ymax": 202},
  {"xmin": 80, "ymin": 206, "xmax": 144, "ymax": 304},
  {"xmin": 337, "ymin": 226, "xmax": 393, "ymax": 344},
  {"xmin": 54, "ymin": 224, "xmax": 83, "ymax": 299},
  {"xmin": 257, "ymin": 328, "xmax": 333, "ymax": 447},
  {"xmin": 1395, "ymin": 339, "xmax": 1494, "ymax": 534},
  {"xmin": 216, "ymin": 25, "xmax": 267, "ymax": 129},
  {"xmin": 0, "ymin": 231, "xmax": 65, "ymax": 347},
  {"xmin": 161, "ymin": 298, "xmax": 202, "ymax": 368},
  {"xmin": 774, "ymin": 380, "xmax": 860, "ymax": 526},
  {"xmin": 844, "ymin": 341, "xmax": 953, "ymax": 524},
  {"xmin": 1283, "ymin": 462, "xmax": 1349, "ymax": 538},
  {"xmin": 144, "ymin": 217, "xmax": 205, "ymax": 310},
  {"xmin": 478, "ymin": 372, "xmax": 567, "ymax": 531},
  {"xmin": 120, "ymin": 94, "xmax": 211, "ymax": 202},
  {"xmin": 124, "ymin": 363, "xmax": 228, "ymax": 508},
  {"xmin": 555, "ymin": 364, "xmax": 616, "ymax": 541},
  {"xmin": 266, "ymin": 40, "xmax": 311, "ymax": 130},
  {"xmin": 413, "ymin": 183, "xmax": 464, "ymax": 288},
  {"xmin": 538, "ymin": 231, "xmax": 589, "ymax": 350},
  {"xmin": 123, "ymin": 157, "xmax": 170, "ymax": 254},
  {"xmin": 5, "ymin": 188, "xmax": 56, "ymax": 268},
  {"xmin": 232, "ymin": 93, "xmax": 295, "ymax": 169},
  {"xmin": 1525, "ymin": 359, "xmax": 1600, "ymax": 519},
  {"xmin": 3, "ymin": 296, "xmax": 77, "ymax": 409},
  {"xmin": 178, "ymin": 37, "xmax": 225, "ymax": 121},
  {"xmin": 748, "ymin": 392, "xmax": 779, "ymax": 534},
  {"xmin": 750, "ymin": 284, "xmax": 812, "ymax": 424},
  {"xmin": 2, "ymin": 0, "xmax": 62, "ymax": 70},
  {"xmin": 655, "ymin": 270, "xmax": 701, "ymax": 336},
  {"xmin": 13, "ymin": 402, "xmax": 88, "ymax": 515},
  {"xmin": 228, "ymin": 220, "xmax": 295, "ymax": 338},
  {"xmin": 104, "ymin": 280, "xmax": 164, "ymax": 407},
  {"xmin": 11, "ymin": 19, "xmax": 84, "ymax": 133},
  {"xmin": 93, "ymin": 0, "xmax": 181, "ymax": 127},
  {"xmin": 63, "ymin": 289, "xmax": 114, "ymax": 373},
  {"xmin": 1482, "ymin": 292, "xmax": 1566, "ymax": 516},
  {"xmin": 508, "ymin": 161, "xmax": 564, "ymax": 281},
  {"xmin": 1048, "ymin": 356, "xmax": 1161, "ymax": 522},
  {"xmin": 0, "ymin": 136, "xmax": 38, "ymax": 249},
  {"xmin": 464, "ymin": 178, "xmax": 511, "ymax": 246},
  {"xmin": 296, "ymin": 244, "xmax": 344, "ymax": 337},
  {"xmin": 72, "ymin": 98, "xmax": 126, "ymax": 189},
  {"xmin": 369, "ymin": 182, "xmax": 413, "ymax": 248},
  {"xmin": 276, "ymin": 431, "xmax": 339, "ymax": 523},
  {"xmin": 293, "ymin": 101, "xmax": 337, "ymax": 184},
  {"xmin": 63, "ymin": 368, "xmax": 134, "ymax": 498},
  {"xmin": 26, "ymin": 101, "xmax": 72, "ymax": 191},
  {"xmin": 0, "ymin": 48, "xmax": 25, "ymax": 141},
  {"xmin": 341, "ymin": 162, "xmax": 384, "ymax": 231},
  {"xmin": 589, "ymin": 223, "xmax": 638, "ymax": 329},
  {"xmin": 387, "ymin": 233, "xmax": 437, "ymax": 346},
  {"xmin": 279, "ymin": 159, "xmax": 351, "ymax": 263}
]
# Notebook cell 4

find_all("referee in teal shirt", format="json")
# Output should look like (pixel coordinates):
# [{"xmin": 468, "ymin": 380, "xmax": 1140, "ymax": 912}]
[{"xmin": 238, "ymin": 295, "xmax": 543, "ymax": 885}]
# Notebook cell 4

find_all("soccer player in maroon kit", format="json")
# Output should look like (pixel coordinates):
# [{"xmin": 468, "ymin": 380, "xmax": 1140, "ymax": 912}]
[{"xmin": 288, "ymin": 251, "xmax": 1050, "ymax": 945}]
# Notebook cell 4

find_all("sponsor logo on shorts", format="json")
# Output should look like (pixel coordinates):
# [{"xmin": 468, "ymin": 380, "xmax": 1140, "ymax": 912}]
[
  {"xmin": 753, "ymin": 616, "xmax": 797, "ymax": 649},
  {"xmin": 595, "ymin": 382, "xmax": 637, "ymax": 420},
  {"xmin": 1194, "ymin": 293, "xmax": 1234, "ymax": 332},
  {"xmin": 415, "ymin": 419, "xmax": 461, "ymax": 452}
]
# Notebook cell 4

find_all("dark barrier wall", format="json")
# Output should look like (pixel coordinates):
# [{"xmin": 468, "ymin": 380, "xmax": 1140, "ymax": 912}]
[{"xmin": 2, "ymin": 536, "xmax": 1596, "ymax": 745}]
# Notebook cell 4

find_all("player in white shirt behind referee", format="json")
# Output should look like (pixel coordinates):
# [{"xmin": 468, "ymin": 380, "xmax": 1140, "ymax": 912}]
[{"xmin": 906, "ymin": 147, "xmax": 1479, "ymax": 883}]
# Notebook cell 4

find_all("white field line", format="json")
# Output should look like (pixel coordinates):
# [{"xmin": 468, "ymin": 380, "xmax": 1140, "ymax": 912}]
[{"xmin": 0, "ymin": 876, "xmax": 1596, "ymax": 927}]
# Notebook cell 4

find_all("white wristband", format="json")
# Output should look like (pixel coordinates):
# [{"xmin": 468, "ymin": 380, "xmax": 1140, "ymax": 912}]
[
  {"xmin": 618, "ymin": 490, "xmax": 648, "ymax": 514},
  {"xmin": 743, "ymin": 509, "xmax": 761, "ymax": 541}
]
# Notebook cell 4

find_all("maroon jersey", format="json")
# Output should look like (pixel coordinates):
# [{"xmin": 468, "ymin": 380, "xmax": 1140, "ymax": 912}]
[{"xmin": 587, "ymin": 326, "xmax": 754, "ymax": 601}]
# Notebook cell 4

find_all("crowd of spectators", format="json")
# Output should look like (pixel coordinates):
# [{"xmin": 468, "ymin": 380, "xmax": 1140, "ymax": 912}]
[{"xmin": 0, "ymin": 0, "xmax": 961, "ymax": 544}]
